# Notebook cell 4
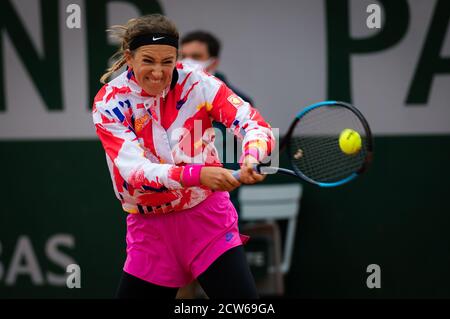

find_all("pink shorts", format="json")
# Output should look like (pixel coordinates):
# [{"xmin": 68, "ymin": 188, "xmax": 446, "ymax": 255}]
[{"xmin": 123, "ymin": 191, "xmax": 249, "ymax": 288}]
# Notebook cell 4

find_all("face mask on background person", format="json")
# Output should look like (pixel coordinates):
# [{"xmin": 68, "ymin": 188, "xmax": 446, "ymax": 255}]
[{"xmin": 181, "ymin": 58, "xmax": 215, "ymax": 72}]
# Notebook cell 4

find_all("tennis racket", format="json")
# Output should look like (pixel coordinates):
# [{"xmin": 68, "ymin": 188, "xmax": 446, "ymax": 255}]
[{"xmin": 232, "ymin": 101, "xmax": 373, "ymax": 187}]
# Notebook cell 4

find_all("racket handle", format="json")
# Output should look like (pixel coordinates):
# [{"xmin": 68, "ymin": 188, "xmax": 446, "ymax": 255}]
[
  {"xmin": 231, "ymin": 170, "xmax": 241, "ymax": 181},
  {"xmin": 231, "ymin": 164, "xmax": 260, "ymax": 181}
]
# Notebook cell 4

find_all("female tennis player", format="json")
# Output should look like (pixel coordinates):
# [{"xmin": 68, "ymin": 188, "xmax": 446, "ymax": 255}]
[{"xmin": 92, "ymin": 14, "xmax": 275, "ymax": 299}]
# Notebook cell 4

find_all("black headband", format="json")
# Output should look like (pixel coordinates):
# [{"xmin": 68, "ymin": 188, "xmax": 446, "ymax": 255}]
[{"xmin": 129, "ymin": 33, "xmax": 179, "ymax": 50}]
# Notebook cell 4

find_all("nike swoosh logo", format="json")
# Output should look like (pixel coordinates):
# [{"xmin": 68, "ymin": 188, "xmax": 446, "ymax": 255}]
[{"xmin": 153, "ymin": 36, "xmax": 164, "ymax": 41}]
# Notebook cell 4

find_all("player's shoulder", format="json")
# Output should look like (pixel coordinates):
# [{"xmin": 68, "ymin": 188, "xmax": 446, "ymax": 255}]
[
  {"xmin": 108, "ymin": 70, "xmax": 129, "ymax": 88},
  {"xmin": 93, "ymin": 71, "xmax": 130, "ymax": 109},
  {"xmin": 176, "ymin": 62, "xmax": 224, "ymax": 90}
]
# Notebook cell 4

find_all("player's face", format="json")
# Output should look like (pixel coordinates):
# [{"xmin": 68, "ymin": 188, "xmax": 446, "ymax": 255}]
[{"xmin": 126, "ymin": 45, "xmax": 177, "ymax": 96}]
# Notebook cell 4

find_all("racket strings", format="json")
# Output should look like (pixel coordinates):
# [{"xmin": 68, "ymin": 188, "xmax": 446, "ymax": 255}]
[
  {"xmin": 291, "ymin": 143, "xmax": 365, "ymax": 182},
  {"xmin": 290, "ymin": 137, "xmax": 366, "ymax": 181},
  {"xmin": 289, "ymin": 105, "xmax": 369, "ymax": 183},
  {"xmin": 296, "ymin": 106, "xmax": 362, "ymax": 134}
]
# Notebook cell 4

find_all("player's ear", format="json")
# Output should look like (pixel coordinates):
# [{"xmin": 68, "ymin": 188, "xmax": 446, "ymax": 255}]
[
  {"xmin": 210, "ymin": 57, "xmax": 220, "ymax": 72},
  {"xmin": 124, "ymin": 49, "xmax": 134, "ymax": 68}
]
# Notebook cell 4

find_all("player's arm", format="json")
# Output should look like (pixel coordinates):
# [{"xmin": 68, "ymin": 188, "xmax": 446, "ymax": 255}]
[
  {"xmin": 208, "ymin": 84, "xmax": 275, "ymax": 183},
  {"xmin": 92, "ymin": 100, "xmax": 184, "ymax": 191}
]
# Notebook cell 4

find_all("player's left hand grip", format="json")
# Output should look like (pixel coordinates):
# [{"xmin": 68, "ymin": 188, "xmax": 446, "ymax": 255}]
[
  {"xmin": 231, "ymin": 170, "xmax": 241, "ymax": 181},
  {"xmin": 232, "ymin": 164, "xmax": 260, "ymax": 181}
]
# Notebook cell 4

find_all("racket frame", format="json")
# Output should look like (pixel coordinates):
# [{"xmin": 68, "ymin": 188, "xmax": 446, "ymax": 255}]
[
  {"xmin": 284, "ymin": 100, "xmax": 373, "ymax": 187},
  {"xmin": 234, "ymin": 101, "xmax": 373, "ymax": 188}
]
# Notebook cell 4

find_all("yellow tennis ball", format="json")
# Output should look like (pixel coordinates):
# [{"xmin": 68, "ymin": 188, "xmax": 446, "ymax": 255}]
[{"xmin": 339, "ymin": 129, "xmax": 362, "ymax": 155}]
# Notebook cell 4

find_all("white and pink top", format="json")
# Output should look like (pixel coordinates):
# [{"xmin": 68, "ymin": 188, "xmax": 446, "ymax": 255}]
[{"xmin": 92, "ymin": 62, "xmax": 275, "ymax": 215}]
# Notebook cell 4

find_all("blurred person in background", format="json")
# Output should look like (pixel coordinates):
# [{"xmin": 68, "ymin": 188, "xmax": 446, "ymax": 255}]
[{"xmin": 180, "ymin": 31, "xmax": 253, "ymax": 105}]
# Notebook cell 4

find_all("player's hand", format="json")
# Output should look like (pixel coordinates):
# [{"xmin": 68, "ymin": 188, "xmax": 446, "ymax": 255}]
[
  {"xmin": 200, "ymin": 167, "xmax": 241, "ymax": 191},
  {"xmin": 238, "ymin": 155, "xmax": 266, "ymax": 185}
]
